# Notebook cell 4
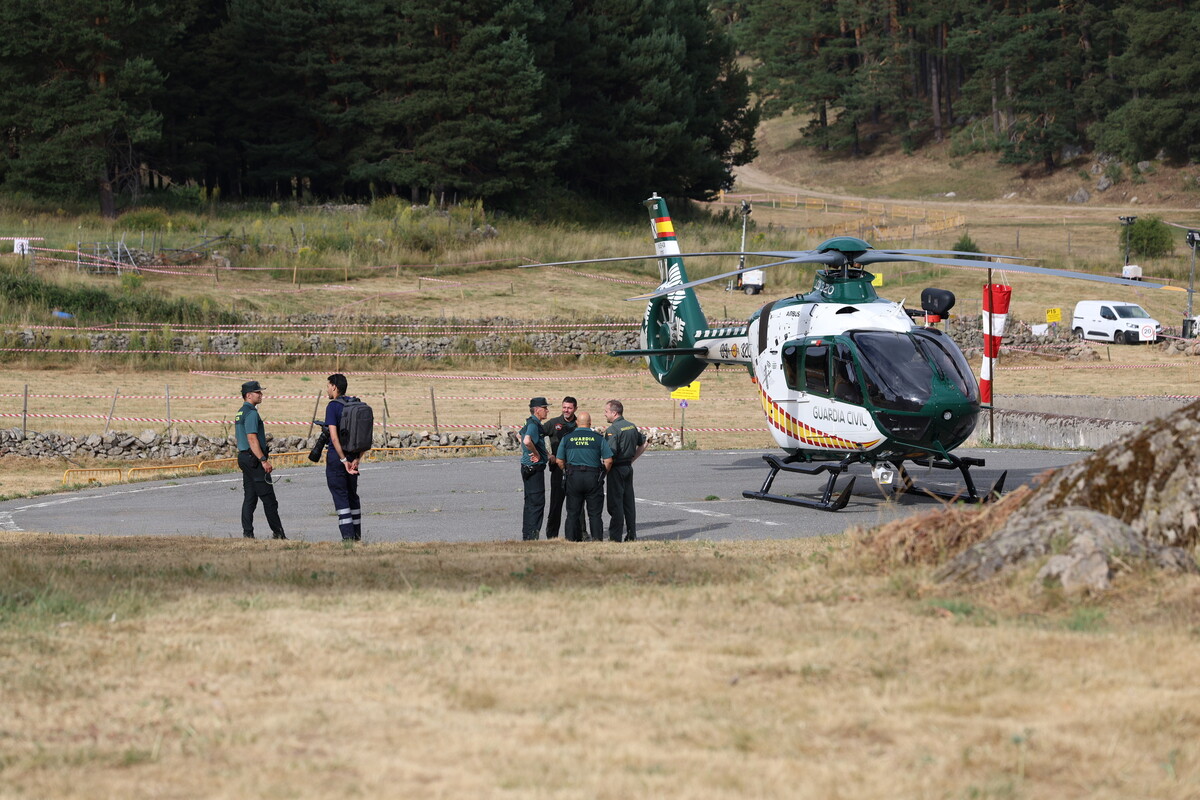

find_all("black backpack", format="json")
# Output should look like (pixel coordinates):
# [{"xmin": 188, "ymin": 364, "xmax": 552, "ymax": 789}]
[{"xmin": 334, "ymin": 396, "xmax": 374, "ymax": 454}]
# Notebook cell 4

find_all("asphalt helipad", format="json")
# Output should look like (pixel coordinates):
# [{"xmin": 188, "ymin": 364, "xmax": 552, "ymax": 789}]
[{"xmin": 0, "ymin": 448, "xmax": 1084, "ymax": 542}]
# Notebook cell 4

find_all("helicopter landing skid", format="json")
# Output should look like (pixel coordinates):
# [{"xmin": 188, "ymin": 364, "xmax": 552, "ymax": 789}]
[
  {"xmin": 741, "ymin": 452, "xmax": 1007, "ymax": 512},
  {"xmin": 902, "ymin": 454, "xmax": 1007, "ymax": 504},
  {"xmin": 742, "ymin": 454, "xmax": 858, "ymax": 512}
]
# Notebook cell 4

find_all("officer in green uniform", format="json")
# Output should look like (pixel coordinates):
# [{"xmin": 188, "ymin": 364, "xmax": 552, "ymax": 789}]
[
  {"xmin": 520, "ymin": 397, "xmax": 551, "ymax": 540},
  {"xmin": 603, "ymin": 399, "xmax": 647, "ymax": 542},
  {"xmin": 554, "ymin": 410, "xmax": 613, "ymax": 542},
  {"xmin": 542, "ymin": 395, "xmax": 584, "ymax": 540},
  {"xmin": 235, "ymin": 380, "xmax": 286, "ymax": 539}
]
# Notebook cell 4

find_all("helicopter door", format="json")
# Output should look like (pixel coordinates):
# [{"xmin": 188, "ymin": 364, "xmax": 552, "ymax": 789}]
[
  {"xmin": 831, "ymin": 343, "xmax": 864, "ymax": 404},
  {"xmin": 802, "ymin": 343, "xmax": 829, "ymax": 394}
]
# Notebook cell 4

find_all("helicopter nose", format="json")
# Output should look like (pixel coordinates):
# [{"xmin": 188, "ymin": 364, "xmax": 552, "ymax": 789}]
[{"xmin": 928, "ymin": 402, "xmax": 978, "ymax": 447}]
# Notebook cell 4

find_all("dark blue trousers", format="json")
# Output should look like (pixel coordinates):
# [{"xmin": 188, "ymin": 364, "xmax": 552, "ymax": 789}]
[
  {"xmin": 521, "ymin": 463, "xmax": 546, "ymax": 540},
  {"xmin": 326, "ymin": 464, "xmax": 361, "ymax": 540}
]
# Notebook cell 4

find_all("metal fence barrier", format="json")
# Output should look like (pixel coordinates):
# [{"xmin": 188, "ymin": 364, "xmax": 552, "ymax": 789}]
[{"xmin": 62, "ymin": 468, "xmax": 124, "ymax": 486}]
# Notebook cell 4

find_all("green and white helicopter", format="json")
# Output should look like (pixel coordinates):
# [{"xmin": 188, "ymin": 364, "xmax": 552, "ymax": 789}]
[{"xmin": 530, "ymin": 193, "xmax": 1177, "ymax": 510}]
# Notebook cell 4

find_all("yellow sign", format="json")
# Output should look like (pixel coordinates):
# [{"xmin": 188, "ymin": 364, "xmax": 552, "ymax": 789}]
[
  {"xmin": 670, "ymin": 381, "xmax": 701, "ymax": 400},
  {"xmin": 1046, "ymin": 307, "xmax": 1062, "ymax": 323},
  {"xmin": 871, "ymin": 271, "xmax": 883, "ymax": 287}
]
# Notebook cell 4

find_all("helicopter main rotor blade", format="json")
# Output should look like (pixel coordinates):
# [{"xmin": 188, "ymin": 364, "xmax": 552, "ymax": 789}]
[
  {"xmin": 871, "ymin": 248, "xmax": 1033, "ymax": 260},
  {"xmin": 518, "ymin": 251, "xmax": 752, "ymax": 269},
  {"xmin": 624, "ymin": 253, "xmax": 841, "ymax": 301},
  {"xmin": 857, "ymin": 251, "xmax": 1181, "ymax": 290}
]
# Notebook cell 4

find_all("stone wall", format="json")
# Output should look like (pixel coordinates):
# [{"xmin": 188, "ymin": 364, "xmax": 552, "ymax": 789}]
[
  {"xmin": 0, "ymin": 426, "xmax": 682, "ymax": 461},
  {"xmin": 12, "ymin": 314, "xmax": 641, "ymax": 357}
]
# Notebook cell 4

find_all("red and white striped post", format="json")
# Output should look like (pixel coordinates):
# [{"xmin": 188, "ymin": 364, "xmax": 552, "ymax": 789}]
[{"xmin": 980, "ymin": 283, "xmax": 1012, "ymax": 405}]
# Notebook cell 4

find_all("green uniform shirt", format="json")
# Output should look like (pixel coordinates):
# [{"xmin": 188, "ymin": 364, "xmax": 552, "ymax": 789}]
[
  {"xmin": 604, "ymin": 416, "xmax": 646, "ymax": 463},
  {"xmin": 234, "ymin": 401, "xmax": 267, "ymax": 453},
  {"xmin": 556, "ymin": 427, "xmax": 613, "ymax": 468},
  {"xmin": 521, "ymin": 414, "xmax": 548, "ymax": 466}
]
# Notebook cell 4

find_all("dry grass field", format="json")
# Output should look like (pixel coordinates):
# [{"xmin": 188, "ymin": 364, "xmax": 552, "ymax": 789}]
[{"xmin": 2, "ymin": 533, "xmax": 1198, "ymax": 799}]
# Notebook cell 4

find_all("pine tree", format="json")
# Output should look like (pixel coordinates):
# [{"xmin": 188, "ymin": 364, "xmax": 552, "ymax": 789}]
[
  {"xmin": 951, "ymin": 0, "xmax": 1087, "ymax": 170},
  {"xmin": 553, "ymin": 0, "xmax": 756, "ymax": 199},
  {"xmin": 1091, "ymin": 0, "xmax": 1200, "ymax": 162},
  {"xmin": 0, "ymin": 0, "xmax": 186, "ymax": 216}
]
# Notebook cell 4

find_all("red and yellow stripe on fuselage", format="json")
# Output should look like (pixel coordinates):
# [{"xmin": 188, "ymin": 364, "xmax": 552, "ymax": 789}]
[{"xmin": 757, "ymin": 384, "xmax": 883, "ymax": 452}]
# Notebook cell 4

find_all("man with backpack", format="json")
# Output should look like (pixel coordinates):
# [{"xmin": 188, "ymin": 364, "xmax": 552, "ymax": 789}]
[{"xmin": 324, "ymin": 373, "xmax": 373, "ymax": 541}]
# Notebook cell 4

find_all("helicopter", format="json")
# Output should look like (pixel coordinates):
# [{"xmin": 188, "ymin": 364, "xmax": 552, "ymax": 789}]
[{"xmin": 527, "ymin": 193, "xmax": 1181, "ymax": 510}]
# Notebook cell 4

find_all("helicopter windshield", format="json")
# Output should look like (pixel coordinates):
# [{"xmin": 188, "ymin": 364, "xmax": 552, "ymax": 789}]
[
  {"xmin": 850, "ymin": 330, "xmax": 979, "ymax": 411},
  {"xmin": 911, "ymin": 328, "xmax": 979, "ymax": 402},
  {"xmin": 851, "ymin": 332, "xmax": 933, "ymax": 412}
]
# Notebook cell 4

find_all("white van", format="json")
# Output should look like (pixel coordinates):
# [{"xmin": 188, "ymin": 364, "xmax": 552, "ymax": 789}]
[{"xmin": 1072, "ymin": 300, "xmax": 1161, "ymax": 344}]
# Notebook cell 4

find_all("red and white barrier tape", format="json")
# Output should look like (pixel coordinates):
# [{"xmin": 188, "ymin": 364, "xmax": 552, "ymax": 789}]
[
  {"xmin": 0, "ymin": 392, "xmax": 723, "ymax": 401},
  {"xmin": 0, "ymin": 347, "xmax": 602, "ymax": 358},
  {"xmin": 998, "ymin": 362, "xmax": 1192, "ymax": 371},
  {"xmin": 547, "ymin": 266, "xmax": 658, "ymax": 287},
  {"xmin": 191, "ymin": 370, "xmax": 642, "ymax": 381},
  {"xmin": 13, "ymin": 322, "xmax": 637, "ymax": 335},
  {"xmin": 0, "ymin": 411, "xmax": 753, "ymax": 432}
]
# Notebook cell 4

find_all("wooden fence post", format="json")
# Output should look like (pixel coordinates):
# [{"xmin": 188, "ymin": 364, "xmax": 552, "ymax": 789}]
[
  {"xmin": 105, "ymin": 388, "xmax": 119, "ymax": 434},
  {"xmin": 308, "ymin": 392, "xmax": 322, "ymax": 438},
  {"xmin": 382, "ymin": 375, "xmax": 389, "ymax": 437}
]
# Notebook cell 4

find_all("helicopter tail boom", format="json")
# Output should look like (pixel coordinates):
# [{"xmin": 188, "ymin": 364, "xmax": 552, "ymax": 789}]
[{"xmin": 636, "ymin": 194, "xmax": 714, "ymax": 388}]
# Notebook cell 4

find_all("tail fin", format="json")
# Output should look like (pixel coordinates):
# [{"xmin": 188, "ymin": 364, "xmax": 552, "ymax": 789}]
[{"xmin": 639, "ymin": 194, "xmax": 710, "ymax": 388}]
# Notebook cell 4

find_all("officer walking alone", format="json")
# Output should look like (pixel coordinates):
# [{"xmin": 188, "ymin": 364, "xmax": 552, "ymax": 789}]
[
  {"xmin": 554, "ymin": 410, "xmax": 613, "ymax": 542},
  {"xmin": 603, "ymin": 399, "xmax": 647, "ymax": 542},
  {"xmin": 234, "ymin": 380, "xmax": 286, "ymax": 540},
  {"xmin": 324, "ymin": 373, "xmax": 363, "ymax": 541},
  {"xmin": 542, "ymin": 396, "xmax": 584, "ymax": 540},
  {"xmin": 520, "ymin": 397, "xmax": 551, "ymax": 540}
]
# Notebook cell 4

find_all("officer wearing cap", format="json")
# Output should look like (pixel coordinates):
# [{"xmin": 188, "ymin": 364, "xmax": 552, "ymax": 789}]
[
  {"xmin": 234, "ymin": 380, "xmax": 286, "ymax": 540},
  {"xmin": 603, "ymin": 399, "xmax": 647, "ymax": 542},
  {"xmin": 520, "ymin": 396, "xmax": 550, "ymax": 540},
  {"xmin": 554, "ymin": 410, "xmax": 613, "ymax": 542}
]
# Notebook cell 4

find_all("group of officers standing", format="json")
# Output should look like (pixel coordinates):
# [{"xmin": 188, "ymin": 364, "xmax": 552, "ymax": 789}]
[
  {"xmin": 520, "ymin": 396, "xmax": 647, "ymax": 542},
  {"xmin": 235, "ymin": 379, "xmax": 647, "ymax": 543}
]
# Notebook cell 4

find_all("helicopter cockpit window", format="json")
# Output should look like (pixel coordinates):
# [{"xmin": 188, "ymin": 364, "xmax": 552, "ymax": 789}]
[
  {"xmin": 850, "ymin": 331, "xmax": 933, "ymax": 412},
  {"xmin": 782, "ymin": 345, "xmax": 800, "ymax": 390},
  {"xmin": 803, "ymin": 344, "xmax": 829, "ymax": 394},
  {"xmin": 912, "ymin": 329, "xmax": 979, "ymax": 402},
  {"xmin": 832, "ymin": 343, "xmax": 864, "ymax": 404}
]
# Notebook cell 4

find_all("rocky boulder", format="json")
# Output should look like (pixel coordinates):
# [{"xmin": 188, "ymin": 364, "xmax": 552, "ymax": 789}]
[
  {"xmin": 935, "ymin": 507, "xmax": 1197, "ymax": 592},
  {"xmin": 1014, "ymin": 399, "xmax": 1200, "ymax": 550}
]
